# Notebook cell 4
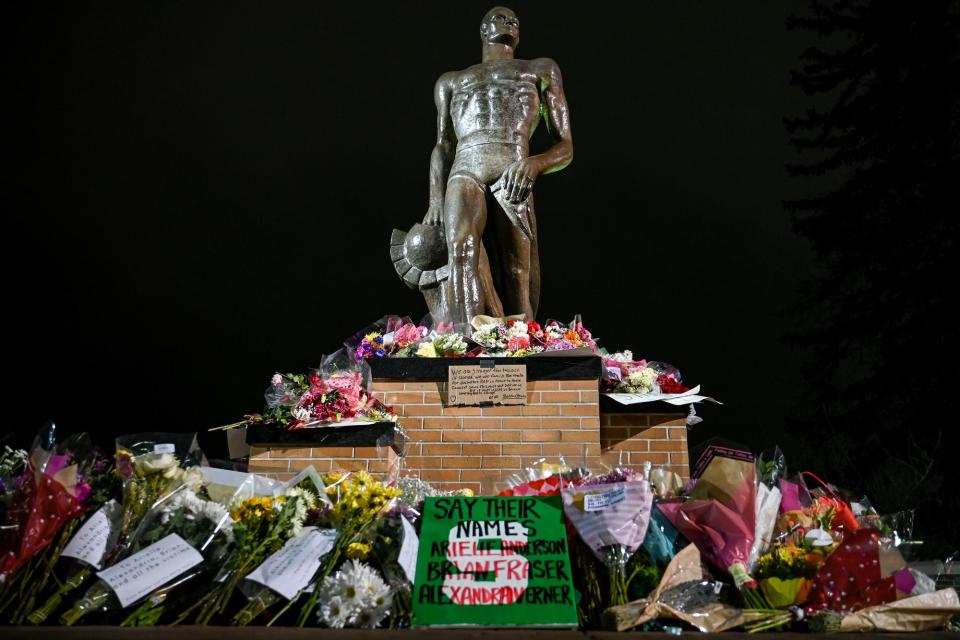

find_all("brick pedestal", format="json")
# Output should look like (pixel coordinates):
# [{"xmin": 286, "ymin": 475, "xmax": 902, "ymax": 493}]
[{"xmin": 247, "ymin": 357, "xmax": 690, "ymax": 492}]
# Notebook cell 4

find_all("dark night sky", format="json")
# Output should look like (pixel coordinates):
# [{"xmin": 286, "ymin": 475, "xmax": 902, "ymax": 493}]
[{"xmin": 4, "ymin": 1, "xmax": 821, "ymax": 456}]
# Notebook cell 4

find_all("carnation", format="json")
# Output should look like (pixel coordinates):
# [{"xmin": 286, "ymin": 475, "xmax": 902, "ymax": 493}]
[{"xmin": 507, "ymin": 335, "xmax": 531, "ymax": 352}]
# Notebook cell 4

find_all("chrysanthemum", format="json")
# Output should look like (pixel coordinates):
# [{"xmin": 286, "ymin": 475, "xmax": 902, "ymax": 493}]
[{"xmin": 320, "ymin": 595, "xmax": 354, "ymax": 629}]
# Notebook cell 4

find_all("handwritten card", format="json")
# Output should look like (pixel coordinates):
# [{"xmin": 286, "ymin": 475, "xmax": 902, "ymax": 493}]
[
  {"xmin": 399, "ymin": 515, "xmax": 419, "ymax": 583},
  {"xmin": 62, "ymin": 500, "xmax": 120, "ymax": 569},
  {"xmin": 245, "ymin": 528, "xmax": 338, "ymax": 600},
  {"xmin": 97, "ymin": 533, "xmax": 203, "ymax": 607},
  {"xmin": 448, "ymin": 364, "xmax": 526, "ymax": 406}
]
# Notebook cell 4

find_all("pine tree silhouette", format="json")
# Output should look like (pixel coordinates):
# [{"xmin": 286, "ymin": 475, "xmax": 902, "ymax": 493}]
[{"xmin": 785, "ymin": 0, "xmax": 960, "ymax": 556}]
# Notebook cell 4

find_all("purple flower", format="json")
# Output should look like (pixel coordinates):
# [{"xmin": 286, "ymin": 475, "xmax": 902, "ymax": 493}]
[
  {"xmin": 43, "ymin": 453, "xmax": 71, "ymax": 478},
  {"xmin": 75, "ymin": 480, "xmax": 91, "ymax": 503}
]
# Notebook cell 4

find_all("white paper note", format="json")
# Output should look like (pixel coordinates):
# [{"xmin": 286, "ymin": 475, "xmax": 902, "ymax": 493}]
[
  {"xmin": 97, "ymin": 533, "xmax": 203, "ymax": 607},
  {"xmin": 605, "ymin": 384, "xmax": 722, "ymax": 405},
  {"xmin": 584, "ymin": 485, "xmax": 626, "ymax": 511},
  {"xmin": 398, "ymin": 516, "xmax": 419, "ymax": 584},
  {"xmin": 244, "ymin": 528, "xmax": 338, "ymax": 600},
  {"xmin": 153, "ymin": 443, "xmax": 176, "ymax": 454},
  {"xmin": 62, "ymin": 500, "xmax": 120, "ymax": 569}
]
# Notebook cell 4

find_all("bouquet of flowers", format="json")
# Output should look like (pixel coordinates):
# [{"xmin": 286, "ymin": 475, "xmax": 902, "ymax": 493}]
[
  {"xmin": 294, "ymin": 470, "xmax": 401, "ymax": 626},
  {"xmin": 27, "ymin": 432, "xmax": 202, "ymax": 624},
  {"xmin": 562, "ymin": 466, "xmax": 654, "ymax": 607},
  {"xmin": 232, "ymin": 469, "xmax": 401, "ymax": 626},
  {"xmin": 0, "ymin": 445, "xmax": 28, "ymax": 519},
  {"xmin": 214, "ymin": 350, "xmax": 396, "ymax": 433},
  {"xmin": 411, "ymin": 331, "xmax": 468, "ymax": 357},
  {"xmin": 0, "ymin": 424, "xmax": 120, "ymax": 623},
  {"xmin": 657, "ymin": 445, "xmax": 766, "ymax": 608},
  {"xmin": 803, "ymin": 527, "xmax": 910, "ymax": 617},
  {"xmin": 754, "ymin": 539, "xmax": 830, "ymax": 608},
  {"xmin": 470, "ymin": 317, "xmax": 546, "ymax": 356},
  {"xmin": 602, "ymin": 354, "xmax": 689, "ymax": 396},
  {"xmin": 60, "ymin": 482, "xmax": 234, "ymax": 625},
  {"xmin": 543, "ymin": 316, "xmax": 597, "ymax": 352},
  {"xmin": 332, "ymin": 503, "xmax": 420, "ymax": 628},
  {"xmin": 177, "ymin": 477, "xmax": 322, "ymax": 624},
  {"xmin": 348, "ymin": 315, "xmax": 425, "ymax": 360},
  {"xmin": 315, "ymin": 559, "xmax": 394, "ymax": 628},
  {"xmin": 602, "ymin": 543, "xmax": 747, "ymax": 633}
]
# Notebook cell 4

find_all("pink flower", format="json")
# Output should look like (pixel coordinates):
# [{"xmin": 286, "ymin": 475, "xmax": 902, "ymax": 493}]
[
  {"xmin": 507, "ymin": 335, "xmax": 531, "ymax": 351},
  {"xmin": 271, "ymin": 373, "xmax": 283, "ymax": 385},
  {"xmin": 394, "ymin": 322, "xmax": 422, "ymax": 347}
]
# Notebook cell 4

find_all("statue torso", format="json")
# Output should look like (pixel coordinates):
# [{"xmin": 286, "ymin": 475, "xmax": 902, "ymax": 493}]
[{"xmin": 448, "ymin": 59, "xmax": 542, "ymax": 151}]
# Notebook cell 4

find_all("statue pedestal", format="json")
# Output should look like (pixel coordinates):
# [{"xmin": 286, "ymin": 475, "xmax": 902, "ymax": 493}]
[
  {"xmin": 247, "ymin": 356, "xmax": 690, "ymax": 491},
  {"xmin": 247, "ymin": 422, "xmax": 402, "ymax": 481}
]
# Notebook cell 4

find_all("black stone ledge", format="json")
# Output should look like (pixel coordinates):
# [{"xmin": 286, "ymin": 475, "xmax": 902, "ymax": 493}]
[
  {"xmin": 600, "ymin": 394, "xmax": 688, "ymax": 416},
  {"xmin": 369, "ymin": 355, "xmax": 602, "ymax": 381},
  {"xmin": 246, "ymin": 421, "xmax": 401, "ymax": 454},
  {"xmin": 4, "ymin": 626, "xmax": 956, "ymax": 640}
]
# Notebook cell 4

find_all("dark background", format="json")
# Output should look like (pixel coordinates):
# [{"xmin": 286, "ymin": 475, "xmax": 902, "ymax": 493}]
[{"xmin": 3, "ymin": 2, "xmax": 957, "ymax": 552}]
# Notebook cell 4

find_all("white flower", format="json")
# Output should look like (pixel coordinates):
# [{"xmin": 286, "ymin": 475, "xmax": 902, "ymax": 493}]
[
  {"xmin": 177, "ymin": 466, "xmax": 204, "ymax": 491},
  {"xmin": 318, "ymin": 560, "xmax": 392, "ymax": 629},
  {"xmin": 135, "ymin": 452, "xmax": 178, "ymax": 476},
  {"xmin": 625, "ymin": 367, "xmax": 658, "ymax": 393},
  {"xmin": 320, "ymin": 595, "xmax": 353, "ymax": 629},
  {"xmin": 507, "ymin": 321, "xmax": 528, "ymax": 337},
  {"xmin": 291, "ymin": 406, "xmax": 311, "ymax": 421},
  {"xmin": 282, "ymin": 487, "xmax": 317, "ymax": 538},
  {"xmin": 607, "ymin": 350, "xmax": 634, "ymax": 363},
  {"xmin": 476, "ymin": 322, "xmax": 499, "ymax": 335},
  {"xmin": 160, "ymin": 488, "xmax": 234, "ymax": 541}
]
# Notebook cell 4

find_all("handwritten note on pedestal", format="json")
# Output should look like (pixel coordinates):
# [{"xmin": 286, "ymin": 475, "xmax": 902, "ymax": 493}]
[{"xmin": 448, "ymin": 364, "xmax": 526, "ymax": 406}]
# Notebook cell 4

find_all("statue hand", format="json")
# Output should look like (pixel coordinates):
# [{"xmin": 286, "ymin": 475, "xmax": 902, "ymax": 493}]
[
  {"xmin": 423, "ymin": 203, "xmax": 443, "ymax": 226},
  {"xmin": 500, "ymin": 158, "xmax": 540, "ymax": 204}
]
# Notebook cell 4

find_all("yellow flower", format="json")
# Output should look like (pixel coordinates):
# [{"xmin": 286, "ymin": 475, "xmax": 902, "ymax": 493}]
[
  {"xmin": 346, "ymin": 542, "xmax": 372, "ymax": 560},
  {"xmin": 416, "ymin": 342, "xmax": 437, "ymax": 357}
]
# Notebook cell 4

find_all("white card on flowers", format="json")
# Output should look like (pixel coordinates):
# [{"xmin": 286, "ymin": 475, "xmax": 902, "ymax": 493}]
[
  {"xmin": 398, "ymin": 515, "xmax": 419, "ymax": 583},
  {"xmin": 583, "ymin": 485, "xmax": 626, "ymax": 511},
  {"xmin": 62, "ymin": 500, "xmax": 119, "ymax": 569},
  {"xmin": 96, "ymin": 533, "xmax": 203, "ymax": 607},
  {"xmin": 245, "ymin": 528, "xmax": 338, "ymax": 600}
]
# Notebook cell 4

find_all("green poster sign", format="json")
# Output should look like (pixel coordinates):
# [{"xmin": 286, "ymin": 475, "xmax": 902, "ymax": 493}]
[{"xmin": 412, "ymin": 495, "xmax": 578, "ymax": 627}]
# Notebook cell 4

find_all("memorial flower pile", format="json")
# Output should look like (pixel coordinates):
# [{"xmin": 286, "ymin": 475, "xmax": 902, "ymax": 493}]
[
  {"xmin": 346, "ymin": 314, "xmax": 597, "ymax": 359},
  {"xmin": 0, "ymin": 426, "xmax": 121, "ymax": 624},
  {"xmin": 181, "ymin": 484, "xmax": 322, "ymax": 624},
  {"xmin": 214, "ymin": 361, "xmax": 396, "ymax": 433},
  {"xmin": 602, "ymin": 352, "xmax": 689, "ymax": 396},
  {"xmin": 60, "ymin": 484, "xmax": 234, "ymax": 626},
  {"xmin": 1, "ymin": 421, "xmax": 955, "ymax": 633}
]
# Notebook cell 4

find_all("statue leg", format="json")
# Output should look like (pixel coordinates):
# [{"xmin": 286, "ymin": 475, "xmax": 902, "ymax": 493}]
[
  {"xmin": 444, "ymin": 175, "xmax": 494, "ymax": 325},
  {"xmin": 489, "ymin": 197, "xmax": 534, "ymax": 320}
]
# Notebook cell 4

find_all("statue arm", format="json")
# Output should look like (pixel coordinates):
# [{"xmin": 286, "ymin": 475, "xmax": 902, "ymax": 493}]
[
  {"xmin": 500, "ymin": 59, "xmax": 572, "ymax": 202},
  {"xmin": 424, "ymin": 73, "xmax": 456, "ymax": 225},
  {"xmin": 535, "ymin": 58, "xmax": 573, "ymax": 175}
]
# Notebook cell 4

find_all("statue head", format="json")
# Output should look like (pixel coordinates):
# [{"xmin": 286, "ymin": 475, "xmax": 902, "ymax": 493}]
[{"xmin": 480, "ymin": 6, "xmax": 519, "ymax": 50}]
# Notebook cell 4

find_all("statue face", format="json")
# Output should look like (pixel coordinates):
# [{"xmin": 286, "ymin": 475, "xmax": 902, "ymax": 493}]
[{"xmin": 480, "ymin": 7, "xmax": 519, "ymax": 49}]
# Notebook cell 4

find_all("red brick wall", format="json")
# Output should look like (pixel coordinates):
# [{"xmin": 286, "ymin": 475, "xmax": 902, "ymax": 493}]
[
  {"xmin": 249, "ymin": 445, "xmax": 397, "ymax": 483},
  {"xmin": 247, "ymin": 378, "xmax": 689, "ymax": 491},
  {"xmin": 600, "ymin": 413, "xmax": 690, "ymax": 479}
]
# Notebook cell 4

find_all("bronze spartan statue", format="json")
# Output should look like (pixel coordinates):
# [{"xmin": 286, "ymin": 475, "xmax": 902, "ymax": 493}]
[{"xmin": 391, "ymin": 6, "xmax": 573, "ymax": 326}]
